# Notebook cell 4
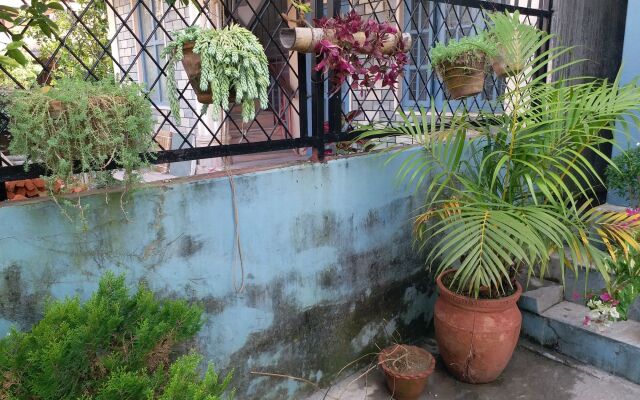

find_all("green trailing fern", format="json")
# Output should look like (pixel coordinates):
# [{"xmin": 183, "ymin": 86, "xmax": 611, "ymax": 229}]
[
  {"xmin": 6, "ymin": 79, "xmax": 154, "ymax": 222},
  {"xmin": 0, "ymin": 272, "xmax": 235, "ymax": 399},
  {"xmin": 162, "ymin": 24, "xmax": 270, "ymax": 124},
  {"xmin": 429, "ymin": 34, "xmax": 496, "ymax": 74}
]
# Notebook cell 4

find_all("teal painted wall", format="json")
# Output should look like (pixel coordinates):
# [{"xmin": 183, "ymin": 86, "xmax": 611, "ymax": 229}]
[
  {"xmin": 0, "ymin": 149, "xmax": 435, "ymax": 399},
  {"xmin": 608, "ymin": 1, "xmax": 640, "ymax": 206}
]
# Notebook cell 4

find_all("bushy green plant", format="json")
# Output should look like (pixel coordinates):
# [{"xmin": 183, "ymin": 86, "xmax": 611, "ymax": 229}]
[
  {"xmin": 606, "ymin": 147, "xmax": 640, "ymax": 208},
  {"xmin": 0, "ymin": 272, "xmax": 234, "ymax": 399},
  {"xmin": 7, "ymin": 79, "xmax": 154, "ymax": 221},
  {"xmin": 363, "ymin": 17, "xmax": 640, "ymax": 298},
  {"xmin": 162, "ymin": 24, "xmax": 270, "ymax": 124},
  {"xmin": 486, "ymin": 10, "xmax": 546, "ymax": 74},
  {"xmin": 429, "ymin": 34, "xmax": 496, "ymax": 74},
  {"xmin": 606, "ymin": 256, "xmax": 640, "ymax": 320}
]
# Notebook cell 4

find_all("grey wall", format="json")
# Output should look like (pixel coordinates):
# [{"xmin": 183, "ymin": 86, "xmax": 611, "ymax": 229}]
[
  {"xmin": 0, "ymin": 149, "xmax": 435, "ymax": 399},
  {"xmin": 551, "ymin": 0, "xmax": 629, "ymax": 204},
  {"xmin": 608, "ymin": 0, "xmax": 640, "ymax": 206}
]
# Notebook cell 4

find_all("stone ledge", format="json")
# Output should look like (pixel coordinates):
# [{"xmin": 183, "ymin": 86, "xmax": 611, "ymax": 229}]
[
  {"xmin": 521, "ymin": 300, "xmax": 640, "ymax": 384},
  {"xmin": 518, "ymin": 283, "xmax": 564, "ymax": 314}
]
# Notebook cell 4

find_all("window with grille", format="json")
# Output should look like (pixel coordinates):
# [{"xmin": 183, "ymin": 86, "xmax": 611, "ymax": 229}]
[{"xmin": 137, "ymin": 0, "xmax": 168, "ymax": 105}]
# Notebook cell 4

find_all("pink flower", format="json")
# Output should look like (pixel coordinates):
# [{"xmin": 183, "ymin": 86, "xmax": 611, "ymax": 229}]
[
  {"xmin": 572, "ymin": 291, "xmax": 582, "ymax": 302},
  {"xmin": 583, "ymin": 316, "xmax": 591, "ymax": 326},
  {"xmin": 600, "ymin": 292, "xmax": 613, "ymax": 302}
]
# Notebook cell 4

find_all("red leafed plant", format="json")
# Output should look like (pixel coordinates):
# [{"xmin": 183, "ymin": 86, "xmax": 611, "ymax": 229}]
[{"xmin": 313, "ymin": 10, "xmax": 408, "ymax": 93}]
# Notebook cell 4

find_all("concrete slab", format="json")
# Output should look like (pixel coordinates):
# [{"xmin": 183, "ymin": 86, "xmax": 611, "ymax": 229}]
[
  {"xmin": 305, "ymin": 340, "xmax": 640, "ymax": 400},
  {"xmin": 518, "ymin": 284, "xmax": 564, "ymax": 314},
  {"xmin": 522, "ymin": 301, "xmax": 640, "ymax": 384}
]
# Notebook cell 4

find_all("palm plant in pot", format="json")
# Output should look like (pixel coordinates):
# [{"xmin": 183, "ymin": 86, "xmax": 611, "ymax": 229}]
[
  {"xmin": 362, "ymin": 18, "xmax": 640, "ymax": 383},
  {"xmin": 162, "ymin": 24, "xmax": 270, "ymax": 124},
  {"xmin": 429, "ymin": 34, "xmax": 496, "ymax": 99}
]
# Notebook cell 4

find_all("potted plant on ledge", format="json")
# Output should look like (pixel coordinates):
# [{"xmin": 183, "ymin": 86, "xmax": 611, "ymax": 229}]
[
  {"xmin": 162, "ymin": 24, "xmax": 270, "ymax": 124},
  {"xmin": 7, "ymin": 79, "xmax": 154, "ymax": 221},
  {"xmin": 362, "ymin": 15, "xmax": 640, "ymax": 383}
]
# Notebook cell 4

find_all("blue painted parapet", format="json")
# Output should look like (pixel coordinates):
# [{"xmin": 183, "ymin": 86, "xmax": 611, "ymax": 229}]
[{"xmin": 0, "ymin": 148, "xmax": 435, "ymax": 399}]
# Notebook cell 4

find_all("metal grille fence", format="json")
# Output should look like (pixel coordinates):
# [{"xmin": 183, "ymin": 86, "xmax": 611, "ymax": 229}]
[{"xmin": 0, "ymin": 0, "xmax": 552, "ymax": 198}]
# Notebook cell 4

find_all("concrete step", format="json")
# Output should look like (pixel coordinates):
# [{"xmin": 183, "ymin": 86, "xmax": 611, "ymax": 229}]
[{"xmin": 521, "ymin": 298, "xmax": 640, "ymax": 384}]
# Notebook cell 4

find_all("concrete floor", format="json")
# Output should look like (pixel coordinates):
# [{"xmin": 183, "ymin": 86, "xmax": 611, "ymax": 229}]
[{"xmin": 306, "ymin": 339, "xmax": 640, "ymax": 400}]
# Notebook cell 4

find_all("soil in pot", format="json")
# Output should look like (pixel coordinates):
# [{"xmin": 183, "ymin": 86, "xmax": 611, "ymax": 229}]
[
  {"xmin": 435, "ymin": 269, "xmax": 522, "ymax": 384},
  {"xmin": 439, "ymin": 58, "xmax": 486, "ymax": 99},
  {"xmin": 378, "ymin": 345, "xmax": 436, "ymax": 400}
]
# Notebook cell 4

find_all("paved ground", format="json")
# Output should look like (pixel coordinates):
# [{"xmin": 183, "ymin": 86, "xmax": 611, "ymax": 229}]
[{"xmin": 305, "ymin": 339, "xmax": 640, "ymax": 400}]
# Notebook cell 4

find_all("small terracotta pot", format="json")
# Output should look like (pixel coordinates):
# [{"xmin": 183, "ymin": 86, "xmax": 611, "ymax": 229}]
[
  {"xmin": 439, "ymin": 58, "xmax": 486, "ymax": 99},
  {"xmin": 181, "ymin": 42, "xmax": 212, "ymax": 104},
  {"xmin": 434, "ymin": 269, "xmax": 522, "ymax": 383},
  {"xmin": 378, "ymin": 345, "xmax": 436, "ymax": 400}
]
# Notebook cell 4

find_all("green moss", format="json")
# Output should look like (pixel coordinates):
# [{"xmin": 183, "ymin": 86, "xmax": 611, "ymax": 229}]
[{"xmin": 429, "ymin": 34, "xmax": 497, "ymax": 72}]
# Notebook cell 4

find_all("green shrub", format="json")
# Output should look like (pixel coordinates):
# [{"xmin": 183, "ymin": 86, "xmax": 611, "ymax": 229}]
[
  {"xmin": 605, "ymin": 251, "xmax": 640, "ymax": 320},
  {"xmin": 0, "ymin": 272, "xmax": 234, "ymax": 399},
  {"xmin": 607, "ymin": 146, "xmax": 640, "ymax": 208},
  {"xmin": 429, "ymin": 34, "xmax": 496, "ymax": 73}
]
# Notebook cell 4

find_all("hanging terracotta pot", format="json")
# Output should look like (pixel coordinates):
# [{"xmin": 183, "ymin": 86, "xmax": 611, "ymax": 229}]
[
  {"xmin": 434, "ymin": 269, "xmax": 522, "ymax": 383},
  {"xmin": 378, "ymin": 345, "xmax": 436, "ymax": 400},
  {"xmin": 438, "ymin": 58, "xmax": 487, "ymax": 99},
  {"xmin": 181, "ymin": 42, "xmax": 212, "ymax": 104},
  {"xmin": 279, "ymin": 27, "xmax": 412, "ymax": 55},
  {"xmin": 48, "ymin": 100, "xmax": 65, "ymax": 118},
  {"xmin": 492, "ymin": 56, "xmax": 522, "ymax": 77}
]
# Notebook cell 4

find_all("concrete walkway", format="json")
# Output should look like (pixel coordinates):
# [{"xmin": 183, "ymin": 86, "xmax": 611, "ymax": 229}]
[{"xmin": 306, "ymin": 339, "xmax": 640, "ymax": 400}]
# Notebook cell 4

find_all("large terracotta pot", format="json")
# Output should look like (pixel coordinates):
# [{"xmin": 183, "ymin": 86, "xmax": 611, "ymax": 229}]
[
  {"xmin": 434, "ymin": 269, "xmax": 522, "ymax": 383},
  {"xmin": 378, "ymin": 345, "xmax": 436, "ymax": 400},
  {"xmin": 439, "ymin": 58, "xmax": 486, "ymax": 99},
  {"xmin": 181, "ymin": 42, "xmax": 212, "ymax": 104}
]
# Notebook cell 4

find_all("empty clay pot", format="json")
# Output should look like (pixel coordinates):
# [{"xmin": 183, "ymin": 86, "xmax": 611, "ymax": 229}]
[
  {"xmin": 378, "ymin": 344, "xmax": 436, "ymax": 400},
  {"xmin": 439, "ymin": 58, "xmax": 487, "ymax": 99},
  {"xmin": 434, "ymin": 269, "xmax": 522, "ymax": 383}
]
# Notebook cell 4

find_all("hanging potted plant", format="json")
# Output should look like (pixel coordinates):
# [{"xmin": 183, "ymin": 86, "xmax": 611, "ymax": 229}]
[
  {"xmin": 6, "ymin": 79, "xmax": 154, "ymax": 220},
  {"xmin": 429, "ymin": 34, "xmax": 496, "ymax": 99},
  {"xmin": 486, "ymin": 10, "xmax": 546, "ymax": 77},
  {"xmin": 378, "ymin": 344, "xmax": 436, "ymax": 400},
  {"xmin": 162, "ymin": 24, "xmax": 270, "ymax": 124},
  {"xmin": 361, "ymin": 18, "xmax": 640, "ymax": 384},
  {"xmin": 279, "ymin": 10, "xmax": 411, "ymax": 93}
]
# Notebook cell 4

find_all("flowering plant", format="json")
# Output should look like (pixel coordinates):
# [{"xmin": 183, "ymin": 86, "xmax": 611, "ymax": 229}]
[
  {"xmin": 584, "ymin": 292, "xmax": 620, "ymax": 330},
  {"xmin": 313, "ymin": 11, "xmax": 408, "ymax": 93}
]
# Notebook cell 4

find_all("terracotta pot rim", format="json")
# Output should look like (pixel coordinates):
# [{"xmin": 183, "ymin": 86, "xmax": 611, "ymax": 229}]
[
  {"xmin": 183, "ymin": 41, "xmax": 195, "ymax": 51},
  {"xmin": 440, "ymin": 57, "xmax": 487, "ymax": 71},
  {"xmin": 378, "ymin": 345, "xmax": 436, "ymax": 380},
  {"xmin": 436, "ymin": 269, "xmax": 522, "ymax": 312}
]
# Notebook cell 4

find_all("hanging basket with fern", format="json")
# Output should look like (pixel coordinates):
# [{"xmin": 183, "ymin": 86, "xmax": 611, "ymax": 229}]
[{"xmin": 430, "ymin": 34, "xmax": 497, "ymax": 99}]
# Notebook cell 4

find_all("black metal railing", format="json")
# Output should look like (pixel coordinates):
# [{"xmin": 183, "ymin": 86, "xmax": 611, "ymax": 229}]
[{"xmin": 0, "ymin": 0, "xmax": 552, "ymax": 200}]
